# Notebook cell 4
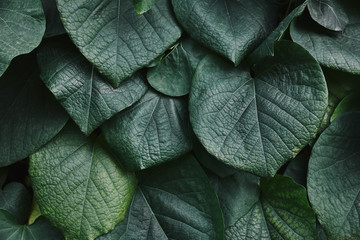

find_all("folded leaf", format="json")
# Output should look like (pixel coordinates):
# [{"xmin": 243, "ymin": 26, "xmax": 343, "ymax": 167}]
[
  {"xmin": 0, "ymin": 0, "xmax": 45, "ymax": 77},
  {"xmin": 308, "ymin": 112, "xmax": 360, "ymax": 239},
  {"xmin": 37, "ymin": 37, "xmax": 147, "ymax": 135},
  {"xmin": 190, "ymin": 41, "xmax": 328, "ymax": 177},
  {"xmin": 56, "ymin": 0, "xmax": 181, "ymax": 87},
  {"xmin": 29, "ymin": 123, "xmax": 137, "ymax": 240}
]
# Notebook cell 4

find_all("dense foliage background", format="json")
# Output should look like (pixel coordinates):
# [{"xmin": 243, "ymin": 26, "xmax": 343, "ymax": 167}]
[{"xmin": 0, "ymin": 0, "xmax": 359, "ymax": 239}]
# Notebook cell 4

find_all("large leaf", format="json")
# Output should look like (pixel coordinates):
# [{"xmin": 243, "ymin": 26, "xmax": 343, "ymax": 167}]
[
  {"xmin": 189, "ymin": 41, "xmax": 328, "ymax": 177},
  {"xmin": 0, "ymin": 0, "xmax": 45, "ymax": 77},
  {"xmin": 37, "ymin": 37, "xmax": 147, "ymax": 136},
  {"xmin": 308, "ymin": 0, "xmax": 348, "ymax": 31},
  {"xmin": 290, "ymin": 12, "xmax": 360, "ymax": 75},
  {"xmin": 0, "ymin": 209, "xmax": 64, "ymax": 240},
  {"xmin": 0, "ymin": 54, "xmax": 69, "ymax": 167},
  {"xmin": 98, "ymin": 155, "xmax": 224, "ymax": 240},
  {"xmin": 171, "ymin": 0, "xmax": 278, "ymax": 65},
  {"xmin": 147, "ymin": 38, "xmax": 208, "ymax": 97},
  {"xmin": 29, "ymin": 123, "xmax": 137, "ymax": 240},
  {"xmin": 132, "ymin": 0, "xmax": 157, "ymax": 14},
  {"xmin": 102, "ymin": 89, "xmax": 192, "ymax": 171},
  {"xmin": 0, "ymin": 182, "xmax": 31, "ymax": 224},
  {"xmin": 307, "ymin": 112, "xmax": 360, "ymax": 239},
  {"xmin": 56, "ymin": 0, "xmax": 181, "ymax": 87},
  {"xmin": 211, "ymin": 173, "xmax": 316, "ymax": 240},
  {"xmin": 248, "ymin": 1, "xmax": 308, "ymax": 63}
]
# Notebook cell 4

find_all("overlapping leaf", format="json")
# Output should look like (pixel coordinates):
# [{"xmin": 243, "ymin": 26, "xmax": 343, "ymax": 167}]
[
  {"xmin": 98, "ymin": 155, "xmax": 224, "ymax": 240},
  {"xmin": 147, "ymin": 38, "xmax": 208, "ymax": 97},
  {"xmin": 132, "ymin": 0, "xmax": 157, "ymax": 14},
  {"xmin": 56, "ymin": 0, "xmax": 182, "ymax": 87},
  {"xmin": 0, "ymin": 54, "xmax": 69, "ymax": 167},
  {"xmin": 29, "ymin": 123, "xmax": 137, "ymax": 240},
  {"xmin": 0, "ymin": 0, "xmax": 45, "ymax": 77},
  {"xmin": 171, "ymin": 0, "xmax": 278, "ymax": 65},
  {"xmin": 308, "ymin": 112, "xmax": 360, "ymax": 239},
  {"xmin": 102, "ymin": 89, "xmax": 192, "ymax": 171},
  {"xmin": 37, "ymin": 37, "xmax": 147, "ymax": 135},
  {"xmin": 190, "ymin": 41, "xmax": 328, "ymax": 177}
]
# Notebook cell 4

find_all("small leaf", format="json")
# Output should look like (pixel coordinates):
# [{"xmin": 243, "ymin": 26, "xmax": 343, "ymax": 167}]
[
  {"xmin": 171, "ymin": 0, "xmax": 278, "ymax": 65},
  {"xmin": 0, "ymin": 182, "xmax": 31, "ymax": 224},
  {"xmin": 37, "ymin": 36, "xmax": 147, "ymax": 135},
  {"xmin": 28, "ymin": 199, "xmax": 42, "ymax": 225},
  {"xmin": 29, "ymin": 123, "xmax": 137, "ymax": 240},
  {"xmin": 291, "ymin": 12, "xmax": 360, "ymax": 74},
  {"xmin": 98, "ymin": 155, "xmax": 224, "ymax": 240},
  {"xmin": 308, "ymin": 112, "xmax": 360, "ymax": 239},
  {"xmin": 0, "ymin": 168, "xmax": 8, "ymax": 188},
  {"xmin": 0, "ymin": 54, "xmax": 69, "ymax": 167},
  {"xmin": 0, "ymin": 209, "xmax": 64, "ymax": 240},
  {"xmin": 147, "ymin": 38, "xmax": 208, "ymax": 97},
  {"xmin": 0, "ymin": 0, "xmax": 45, "ymax": 77},
  {"xmin": 190, "ymin": 41, "xmax": 328, "ymax": 177},
  {"xmin": 56, "ymin": 0, "xmax": 182, "ymax": 87},
  {"xmin": 308, "ymin": 0, "xmax": 349, "ymax": 31},
  {"xmin": 102, "ymin": 89, "xmax": 192, "ymax": 171},
  {"xmin": 283, "ymin": 147, "xmax": 311, "ymax": 186},
  {"xmin": 331, "ymin": 93, "xmax": 360, "ymax": 122},
  {"xmin": 132, "ymin": 0, "xmax": 157, "ymax": 14}
]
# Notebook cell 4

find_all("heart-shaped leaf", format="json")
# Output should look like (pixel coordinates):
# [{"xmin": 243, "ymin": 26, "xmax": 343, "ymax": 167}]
[
  {"xmin": 0, "ymin": 0, "xmax": 45, "ymax": 77},
  {"xmin": 211, "ymin": 172, "xmax": 316, "ymax": 239},
  {"xmin": 190, "ymin": 41, "xmax": 328, "ymax": 177},
  {"xmin": 0, "ymin": 209, "xmax": 64, "ymax": 240},
  {"xmin": 308, "ymin": 0, "xmax": 349, "ymax": 31},
  {"xmin": 29, "ymin": 123, "xmax": 137, "ymax": 240},
  {"xmin": 102, "ymin": 89, "xmax": 192, "ymax": 171},
  {"xmin": 97, "ymin": 154, "xmax": 224, "ymax": 240},
  {"xmin": 291, "ymin": 12, "xmax": 360, "ymax": 75},
  {"xmin": 147, "ymin": 38, "xmax": 208, "ymax": 97},
  {"xmin": 37, "ymin": 36, "xmax": 147, "ymax": 135},
  {"xmin": 56, "ymin": 0, "xmax": 181, "ymax": 87},
  {"xmin": 307, "ymin": 112, "xmax": 360, "ymax": 239},
  {"xmin": 171, "ymin": 0, "xmax": 278, "ymax": 65},
  {"xmin": 0, "ymin": 54, "xmax": 69, "ymax": 167}
]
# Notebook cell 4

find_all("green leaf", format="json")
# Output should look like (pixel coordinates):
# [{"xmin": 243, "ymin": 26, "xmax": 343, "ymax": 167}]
[
  {"xmin": 212, "ymin": 173, "xmax": 316, "ymax": 239},
  {"xmin": 248, "ymin": 1, "xmax": 308, "ymax": 64},
  {"xmin": 147, "ymin": 38, "xmax": 208, "ymax": 97},
  {"xmin": 171, "ymin": 0, "xmax": 278, "ymax": 65},
  {"xmin": 56, "ymin": 0, "xmax": 182, "ymax": 87},
  {"xmin": 331, "ymin": 93, "xmax": 360, "ymax": 122},
  {"xmin": 0, "ymin": 54, "xmax": 69, "ymax": 167},
  {"xmin": 102, "ymin": 89, "xmax": 192, "ymax": 171},
  {"xmin": 290, "ymin": 12, "xmax": 360, "ymax": 75},
  {"xmin": 98, "ymin": 154, "xmax": 224, "ymax": 240},
  {"xmin": 132, "ymin": 0, "xmax": 157, "ymax": 14},
  {"xmin": 308, "ymin": 0, "xmax": 348, "ymax": 31},
  {"xmin": 41, "ymin": 0, "xmax": 66, "ymax": 38},
  {"xmin": 0, "ymin": 0, "xmax": 45, "ymax": 77},
  {"xmin": 29, "ymin": 123, "xmax": 137, "ymax": 240},
  {"xmin": 189, "ymin": 41, "xmax": 328, "ymax": 177},
  {"xmin": 0, "ymin": 209, "xmax": 64, "ymax": 240},
  {"xmin": 0, "ymin": 182, "xmax": 31, "ymax": 224},
  {"xmin": 307, "ymin": 112, "xmax": 360, "ymax": 239},
  {"xmin": 37, "ymin": 36, "xmax": 147, "ymax": 136}
]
